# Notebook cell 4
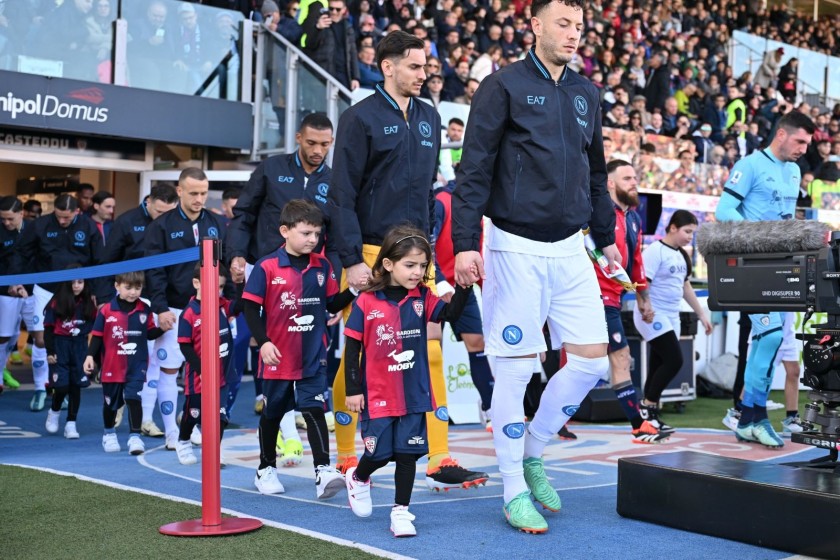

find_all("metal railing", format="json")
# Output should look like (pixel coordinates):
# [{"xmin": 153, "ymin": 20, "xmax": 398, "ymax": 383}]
[
  {"xmin": 729, "ymin": 30, "xmax": 840, "ymax": 108},
  {"xmin": 251, "ymin": 24, "xmax": 353, "ymax": 161}
]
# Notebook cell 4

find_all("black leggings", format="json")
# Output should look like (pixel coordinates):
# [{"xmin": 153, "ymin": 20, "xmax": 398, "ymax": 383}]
[
  {"xmin": 644, "ymin": 331, "xmax": 683, "ymax": 404},
  {"xmin": 355, "ymin": 453, "xmax": 420, "ymax": 507},
  {"xmin": 50, "ymin": 385, "xmax": 81, "ymax": 421},
  {"xmin": 733, "ymin": 314, "xmax": 751, "ymax": 409}
]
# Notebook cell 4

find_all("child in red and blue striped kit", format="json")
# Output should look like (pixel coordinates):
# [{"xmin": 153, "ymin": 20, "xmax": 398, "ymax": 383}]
[{"xmin": 343, "ymin": 224, "xmax": 472, "ymax": 537}]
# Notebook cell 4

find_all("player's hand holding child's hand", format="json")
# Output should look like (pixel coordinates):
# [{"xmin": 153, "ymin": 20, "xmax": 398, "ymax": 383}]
[
  {"xmin": 260, "ymin": 341, "xmax": 282, "ymax": 366},
  {"xmin": 47, "ymin": 354, "xmax": 57, "ymax": 365},
  {"xmin": 346, "ymin": 394, "xmax": 365, "ymax": 413}
]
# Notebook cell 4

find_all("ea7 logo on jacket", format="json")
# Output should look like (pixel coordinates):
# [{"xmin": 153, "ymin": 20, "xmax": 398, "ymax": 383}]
[
  {"xmin": 277, "ymin": 176, "xmax": 294, "ymax": 183},
  {"xmin": 527, "ymin": 95, "xmax": 545, "ymax": 105},
  {"xmin": 384, "ymin": 125, "xmax": 399, "ymax": 135}
]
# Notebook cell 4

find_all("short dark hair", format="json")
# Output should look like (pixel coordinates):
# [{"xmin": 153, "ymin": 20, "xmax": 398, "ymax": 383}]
[
  {"xmin": 280, "ymin": 199, "xmax": 324, "ymax": 229},
  {"xmin": 115, "ymin": 271, "xmax": 145, "ymax": 288},
  {"xmin": 531, "ymin": 0, "xmax": 584, "ymax": 18},
  {"xmin": 777, "ymin": 111, "xmax": 817, "ymax": 136},
  {"xmin": 55, "ymin": 194, "xmax": 78, "ymax": 212},
  {"xmin": 149, "ymin": 184, "xmax": 178, "ymax": 204},
  {"xmin": 606, "ymin": 159, "xmax": 633, "ymax": 174},
  {"xmin": 300, "ymin": 112, "xmax": 333, "ymax": 132},
  {"xmin": 192, "ymin": 261, "xmax": 231, "ymax": 280},
  {"xmin": 678, "ymin": 149, "xmax": 693, "ymax": 160},
  {"xmin": 179, "ymin": 167, "xmax": 207, "ymax": 183},
  {"xmin": 376, "ymin": 30, "xmax": 425, "ymax": 72},
  {"xmin": 77, "ymin": 183, "xmax": 94, "ymax": 194},
  {"xmin": 0, "ymin": 196, "xmax": 22, "ymax": 213},
  {"xmin": 448, "ymin": 117, "xmax": 465, "ymax": 127},
  {"xmin": 23, "ymin": 199, "xmax": 42, "ymax": 212},
  {"xmin": 222, "ymin": 187, "xmax": 241, "ymax": 201},
  {"xmin": 92, "ymin": 190, "xmax": 114, "ymax": 206}
]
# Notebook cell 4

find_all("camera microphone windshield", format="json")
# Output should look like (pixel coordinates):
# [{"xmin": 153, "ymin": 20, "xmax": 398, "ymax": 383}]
[{"xmin": 696, "ymin": 220, "xmax": 830, "ymax": 257}]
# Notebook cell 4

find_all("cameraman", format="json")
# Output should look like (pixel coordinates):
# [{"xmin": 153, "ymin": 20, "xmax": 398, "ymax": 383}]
[
  {"xmin": 299, "ymin": 0, "xmax": 359, "ymax": 91},
  {"xmin": 715, "ymin": 111, "xmax": 816, "ymax": 448}
]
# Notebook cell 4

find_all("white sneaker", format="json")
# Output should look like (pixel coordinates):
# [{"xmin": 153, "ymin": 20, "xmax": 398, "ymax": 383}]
[
  {"xmin": 390, "ymin": 505, "xmax": 417, "ymax": 537},
  {"xmin": 102, "ymin": 433, "xmax": 120, "ymax": 453},
  {"xmin": 45, "ymin": 409, "xmax": 60, "ymax": 434},
  {"xmin": 63, "ymin": 421, "xmax": 80, "ymax": 439},
  {"xmin": 315, "ymin": 465, "xmax": 345, "ymax": 500},
  {"xmin": 325, "ymin": 411, "xmax": 336, "ymax": 433},
  {"xmin": 781, "ymin": 415, "xmax": 805, "ymax": 438},
  {"xmin": 722, "ymin": 408, "xmax": 740, "ymax": 432},
  {"xmin": 345, "ymin": 466, "xmax": 372, "ymax": 518},
  {"xmin": 141, "ymin": 420, "xmax": 165, "ymax": 438},
  {"xmin": 254, "ymin": 466, "xmax": 285, "ymax": 495},
  {"xmin": 165, "ymin": 431, "xmax": 179, "ymax": 450},
  {"xmin": 127, "ymin": 435, "xmax": 145, "ymax": 455},
  {"xmin": 176, "ymin": 440, "xmax": 197, "ymax": 465},
  {"xmin": 114, "ymin": 405, "xmax": 125, "ymax": 428},
  {"xmin": 191, "ymin": 425, "xmax": 202, "ymax": 446}
]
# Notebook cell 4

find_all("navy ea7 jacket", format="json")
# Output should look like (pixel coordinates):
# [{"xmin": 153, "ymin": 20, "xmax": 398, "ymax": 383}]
[
  {"xmin": 452, "ymin": 49, "xmax": 615, "ymax": 253},
  {"xmin": 226, "ymin": 151, "xmax": 333, "ymax": 265},
  {"xmin": 11, "ymin": 212, "xmax": 103, "ymax": 294},
  {"xmin": 328, "ymin": 83, "xmax": 441, "ymax": 267},
  {"xmin": 144, "ymin": 206, "xmax": 227, "ymax": 313}
]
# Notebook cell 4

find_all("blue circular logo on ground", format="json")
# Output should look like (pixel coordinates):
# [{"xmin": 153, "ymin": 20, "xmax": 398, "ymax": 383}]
[
  {"xmin": 157, "ymin": 349, "xmax": 168, "ymax": 360},
  {"xmin": 574, "ymin": 95, "xmax": 588, "ymax": 115},
  {"xmin": 208, "ymin": 227, "xmax": 219, "ymax": 238},
  {"xmin": 435, "ymin": 406, "xmax": 449, "ymax": 422},
  {"xmin": 75, "ymin": 231, "xmax": 86, "ymax": 242},
  {"xmin": 161, "ymin": 401, "xmax": 174, "ymax": 415},
  {"xmin": 502, "ymin": 422, "xmax": 526, "ymax": 439},
  {"xmin": 335, "ymin": 411, "xmax": 353, "ymax": 425},
  {"xmin": 653, "ymin": 322, "xmax": 662, "ymax": 331},
  {"xmin": 502, "ymin": 325, "xmax": 523, "ymax": 345},
  {"xmin": 562, "ymin": 405, "xmax": 580, "ymax": 416},
  {"xmin": 419, "ymin": 121, "xmax": 432, "ymax": 138}
]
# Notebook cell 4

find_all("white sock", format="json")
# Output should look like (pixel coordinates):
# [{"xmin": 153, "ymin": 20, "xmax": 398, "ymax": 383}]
[
  {"xmin": 279, "ymin": 410, "xmax": 300, "ymax": 442},
  {"xmin": 31, "ymin": 345, "xmax": 48, "ymax": 391},
  {"xmin": 141, "ymin": 353, "xmax": 160, "ymax": 423},
  {"xmin": 525, "ymin": 353, "xmax": 607, "ymax": 459},
  {"xmin": 157, "ymin": 372, "xmax": 179, "ymax": 436},
  {"xmin": 491, "ymin": 357, "xmax": 536, "ymax": 503}
]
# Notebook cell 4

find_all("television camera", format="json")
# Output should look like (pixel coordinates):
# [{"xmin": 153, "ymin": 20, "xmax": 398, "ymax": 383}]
[{"xmin": 698, "ymin": 220, "xmax": 840, "ymax": 469}]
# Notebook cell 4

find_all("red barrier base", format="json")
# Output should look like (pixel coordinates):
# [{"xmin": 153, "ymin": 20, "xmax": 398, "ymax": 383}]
[{"xmin": 159, "ymin": 517, "xmax": 263, "ymax": 537}]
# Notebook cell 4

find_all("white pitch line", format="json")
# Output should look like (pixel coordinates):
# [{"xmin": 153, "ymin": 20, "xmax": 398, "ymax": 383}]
[
  {"xmin": 136, "ymin": 449, "xmax": 347, "ymax": 509},
  {"xmin": 4, "ymin": 462, "xmax": 415, "ymax": 560},
  {"xmin": 543, "ymin": 465, "xmax": 600, "ymax": 476}
]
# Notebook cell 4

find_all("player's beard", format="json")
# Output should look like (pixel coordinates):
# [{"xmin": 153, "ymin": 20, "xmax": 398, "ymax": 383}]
[
  {"xmin": 616, "ymin": 187, "xmax": 639, "ymax": 208},
  {"xmin": 539, "ymin": 34, "xmax": 574, "ymax": 67}
]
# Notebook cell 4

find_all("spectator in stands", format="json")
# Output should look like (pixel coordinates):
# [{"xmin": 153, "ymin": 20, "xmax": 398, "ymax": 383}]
[
  {"xmin": 777, "ymin": 57, "xmax": 798, "ymax": 103},
  {"xmin": 38, "ymin": 0, "xmax": 96, "ymax": 80},
  {"xmin": 263, "ymin": 0, "xmax": 299, "ymax": 44},
  {"xmin": 671, "ymin": 116, "xmax": 693, "ymax": 140},
  {"xmin": 470, "ymin": 44, "xmax": 501, "ymax": 82},
  {"xmin": 171, "ymin": 3, "xmax": 215, "ymax": 93},
  {"xmin": 693, "ymin": 123, "xmax": 716, "ymax": 163},
  {"xmin": 357, "ymin": 44, "xmax": 383, "ymax": 88},
  {"xmin": 661, "ymin": 97, "xmax": 680, "ymax": 134},
  {"xmin": 76, "ymin": 184, "xmax": 95, "ymax": 215},
  {"xmin": 90, "ymin": 191, "xmax": 115, "ymax": 244},
  {"xmin": 439, "ymin": 117, "xmax": 464, "ymax": 185},
  {"xmin": 420, "ymin": 73, "xmax": 452, "ymax": 107},
  {"xmin": 604, "ymin": 102, "xmax": 628, "ymax": 129},
  {"xmin": 445, "ymin": 58, "xmax": 470, "ymax": 99},
  {"xmin": 798, "ymin": 170, "xmax": 815, "ymax": 208},
  {"xmin": 128, "ymin": 0, "xmax": 174, "ymax": 91},
  {"xmin": 499, "ymin": 25, "xmax": 521, "ymax": 58},
  {"xmin": 627, "ymin": 110, "xmax": 645, "ymax": 136},
  {"xmin": 454, "ymin": 78, "xmax": 479, "ymax": 105},
  {"xmin": 644, "ymin": 113, "xmax": 666, "ymax": 136},
  {"xmin": 703, "ymin": 94, "xmax": 729, "ymax": 143},
  {"xmin": 357, "ymin": 14, "xmax": 382, "ymax": 45},
  {"xmin": 644, "ymin": 51, "xmax": 670, "ymax": 113},
  {"xmin": 299, "ymin": 1, "xmax": 359, "ymax": 90},
  {"xmin": 630, "ymin": 95, "xmax": 651, "ymax": 126},
  {"xmin": 755, "ymin": 47, "xmax": 783, "ymax": 91},
  {"xmin": 85, "ymin": 0, "xmax": 114, "ymax": 80}
]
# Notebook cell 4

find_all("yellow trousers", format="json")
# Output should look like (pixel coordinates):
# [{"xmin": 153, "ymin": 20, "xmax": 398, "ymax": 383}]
[{"xmin": 332, "ymin": 244, "xmax": 449, "ymax": 466}]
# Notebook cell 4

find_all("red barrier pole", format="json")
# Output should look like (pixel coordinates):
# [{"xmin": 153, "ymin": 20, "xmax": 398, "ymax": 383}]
[{"xmin": 160, "ymin": 238, "xmax": 262, "ymax": 537}]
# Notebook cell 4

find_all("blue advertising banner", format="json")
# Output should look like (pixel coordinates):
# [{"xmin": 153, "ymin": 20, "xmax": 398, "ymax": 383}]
[{"xmin": 0, "ymin": 71, "xmax": 252, "ymax": 149}]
